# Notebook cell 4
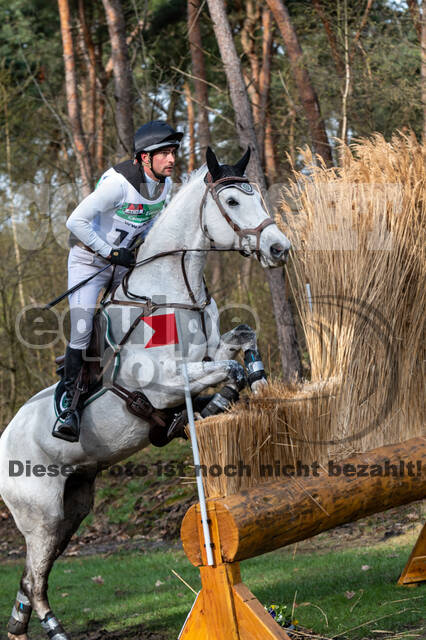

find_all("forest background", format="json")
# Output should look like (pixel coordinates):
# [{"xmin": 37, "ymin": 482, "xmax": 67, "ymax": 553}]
[{"xmin": 0, "ymin": 0, "xmax": 424, "ymax": 427}]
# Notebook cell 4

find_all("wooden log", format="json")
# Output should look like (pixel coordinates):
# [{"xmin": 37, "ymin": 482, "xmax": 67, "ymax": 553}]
[{"xmin": 181, "ymin": 437, "xmax": 425, "ymax": 566}]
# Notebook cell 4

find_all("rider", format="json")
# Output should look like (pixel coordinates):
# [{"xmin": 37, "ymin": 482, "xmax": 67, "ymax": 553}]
[{"xmin": 52, "ymin": 120, "xmax": 183, "ymax": 443}]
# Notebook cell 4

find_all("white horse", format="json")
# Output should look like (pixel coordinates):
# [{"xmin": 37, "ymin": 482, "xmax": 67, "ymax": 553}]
[{"xmin": 0, "ymin": 147, "xmax": 290, "ymax": 640}]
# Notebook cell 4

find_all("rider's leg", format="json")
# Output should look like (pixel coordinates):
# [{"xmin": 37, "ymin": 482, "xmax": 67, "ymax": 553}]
[
  {"xmin": 52, "ymin": 345, "xmax": 84, "ymax": 442},
  {"xmin": 52, "ymin": 247, "xmax": 114, "ymax": 442}
]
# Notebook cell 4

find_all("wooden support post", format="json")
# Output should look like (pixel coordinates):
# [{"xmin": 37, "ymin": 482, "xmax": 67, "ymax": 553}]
[
  {"xmin": 398, "ymin": 523, "xmax": 426, "ymax": 586},
  {"xmin": 179, "ymin": 502, "xmax": 291, "ymax": 640}
]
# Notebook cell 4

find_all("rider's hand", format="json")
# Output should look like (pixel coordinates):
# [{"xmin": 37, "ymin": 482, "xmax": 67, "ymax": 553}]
[{"xmin": 109, "ymin": 248, "xmax": 135, "ymax": 268}]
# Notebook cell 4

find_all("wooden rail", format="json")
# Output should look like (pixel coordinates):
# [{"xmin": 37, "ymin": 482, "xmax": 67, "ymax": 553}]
[{"xmin": 181, "ymin": 437, "xmax": 425, "ymax": 566}]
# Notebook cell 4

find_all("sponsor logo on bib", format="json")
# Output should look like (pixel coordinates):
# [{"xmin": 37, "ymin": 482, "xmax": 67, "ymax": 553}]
[{"xmin": 116, "ymin": 201, "xmax": 165, "ymax": 224}]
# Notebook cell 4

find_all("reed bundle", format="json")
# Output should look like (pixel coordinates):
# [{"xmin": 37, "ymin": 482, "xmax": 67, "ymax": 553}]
[{"xmin": 196, "ymin": 132, "xmax": 425, "ymax": 498}]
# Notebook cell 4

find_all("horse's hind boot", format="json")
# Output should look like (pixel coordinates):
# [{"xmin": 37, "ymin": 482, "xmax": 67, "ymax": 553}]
[
  {"xmin": 52, "ymin": 346, "xmax": 84, "ymax": 443},
  {"xmin": 7, "ymin": 589, "xmax": 32, "ymax": 636}
]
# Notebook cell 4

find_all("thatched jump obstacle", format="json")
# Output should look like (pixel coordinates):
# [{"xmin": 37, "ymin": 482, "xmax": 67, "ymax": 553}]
[
  {"xmin": 177, "ymin": 133, "xmax": 425, "ymax": 638},
  {"xmin": 178, "ymin": 437, "xmax": 425, "ymax": 639}
]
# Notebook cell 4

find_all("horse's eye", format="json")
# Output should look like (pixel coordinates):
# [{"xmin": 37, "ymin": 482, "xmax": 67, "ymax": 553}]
[{"xmin": 226, "ymin": 197, "xmax": 239, "ymax": 207}]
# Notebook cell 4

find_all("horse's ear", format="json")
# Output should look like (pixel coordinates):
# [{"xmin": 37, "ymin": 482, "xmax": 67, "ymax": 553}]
[
  {"xmin": 206, "ymin": 146, "xmax": 221, "ymax": 181},
  {"xmin": 234, "ymin": 147, "xmax": 251, "ymax": 175}
]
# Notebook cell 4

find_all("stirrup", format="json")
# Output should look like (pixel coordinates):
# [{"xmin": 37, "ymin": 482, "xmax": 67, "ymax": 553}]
[{"xmin": 52, "ymin": 409, "xmax": 81, "ymax": 443}]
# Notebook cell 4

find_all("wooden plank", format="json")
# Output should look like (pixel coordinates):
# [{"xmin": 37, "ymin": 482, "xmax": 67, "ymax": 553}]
[
  {"xmin": 200, "ymin": 564, "xmax": 240, "ymax": 639},
  {"xmin": 182, "ymin": 437, "xmax": 426, "ymax": 565},
  {"xmin": 233, "ymin": 583, "xmax": 292, "ymax": 640},
  {"xmin": 178, "ymin": 591, "xmax": 208, "ymax": 639},
  {"xmin": 398, "ymin": 523, "xmax": 426, "ymax": 585}
]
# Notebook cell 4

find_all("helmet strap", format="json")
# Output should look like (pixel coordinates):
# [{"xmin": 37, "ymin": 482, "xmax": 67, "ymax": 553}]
[{"xmin": 137, "ymin": 151, "xmax": 166, "ymax": 182}]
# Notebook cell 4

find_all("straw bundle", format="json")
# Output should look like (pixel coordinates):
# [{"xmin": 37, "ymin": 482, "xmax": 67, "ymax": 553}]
[
  {"xmin": 283, "ymin": 132, "xmax": 425, "ymax": 456},
  {"xmin": 195, "ymin": 132, "xmax": 425, "ymax": 498},
  {"xmin": 196, "ymin": 379, "xmax": 340, "ymax": 498}
]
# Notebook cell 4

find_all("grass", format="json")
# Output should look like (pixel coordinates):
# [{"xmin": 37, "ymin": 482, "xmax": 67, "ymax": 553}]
[{"xmin": 0, "ymin": 530, "xmax": 423, "ymax": 639}]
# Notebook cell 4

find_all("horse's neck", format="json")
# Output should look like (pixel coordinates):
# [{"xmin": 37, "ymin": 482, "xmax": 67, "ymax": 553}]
[{"xmin": 126, "ymin": 178, "xmax": 209, "ymax": 303}]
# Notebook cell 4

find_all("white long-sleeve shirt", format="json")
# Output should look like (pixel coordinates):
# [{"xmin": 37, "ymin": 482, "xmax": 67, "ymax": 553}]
[{"xmin": 66, "ymin": 167, "xmax": 171, "ymax": 258}]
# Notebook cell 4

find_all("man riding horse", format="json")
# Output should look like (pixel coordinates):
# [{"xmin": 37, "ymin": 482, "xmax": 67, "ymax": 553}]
[{"xmin": 53, "ymin": 120, "xmax": 183, "ymax": 443}]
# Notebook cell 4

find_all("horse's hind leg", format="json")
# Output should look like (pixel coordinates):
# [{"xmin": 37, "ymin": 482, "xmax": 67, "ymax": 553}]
[
  {"xmin": 7, "ymin": 589, "xmax": 32, "ymax": 639},
  {"xmin": 7, "ymin": 527, "xmax": 67, "ymax": 640},
  {"xmin": 8, "ymin": 472, "xmax": 96, "ymax": 640}
]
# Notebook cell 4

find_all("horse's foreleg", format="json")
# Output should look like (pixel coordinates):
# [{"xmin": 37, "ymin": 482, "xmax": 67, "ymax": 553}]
[
  {"xmin": 182, "ymin": 359, "xmax": 246, "ymax": 394},
  {"xmin": 215, "ymin": 324, "xmax": 267, "ymax": 393},
  {"xmin": 181, "ymin": 359, "xmax": 246, "ymax": 418}
]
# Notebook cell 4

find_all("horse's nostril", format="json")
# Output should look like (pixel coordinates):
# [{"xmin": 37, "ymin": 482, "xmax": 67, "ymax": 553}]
[{"xmin": 270, "ymin": 243, "xmax": 285, "ymax": 259}]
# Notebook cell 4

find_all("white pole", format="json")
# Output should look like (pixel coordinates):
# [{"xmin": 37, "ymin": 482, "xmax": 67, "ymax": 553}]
[
  {"xmin": 306, "ymin": 283, "xmax": 313, "ymax": 312},
  {"xmin": 175, "ymin": 311, "xmax": 214, "ymax": 567}
]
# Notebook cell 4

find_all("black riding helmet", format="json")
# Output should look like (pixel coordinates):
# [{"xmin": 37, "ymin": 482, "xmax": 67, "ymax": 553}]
[{"xmin": 133, "ymin": 120, "xmax": 183, "ymax": 156}]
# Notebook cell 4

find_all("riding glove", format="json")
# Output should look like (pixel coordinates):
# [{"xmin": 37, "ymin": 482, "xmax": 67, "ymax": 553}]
[{"xmin": 109, "ymin": 248, "xmax": 135, "ymax": 268}]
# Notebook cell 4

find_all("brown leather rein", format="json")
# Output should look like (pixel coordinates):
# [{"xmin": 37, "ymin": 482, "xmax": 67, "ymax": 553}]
[{"xmin": 108, "ymin": 172, "xmax": 276, "ymax": 313}]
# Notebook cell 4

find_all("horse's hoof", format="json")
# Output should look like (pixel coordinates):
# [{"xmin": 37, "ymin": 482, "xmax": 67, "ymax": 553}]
[{"xmin": 251, "ymin": 378, "xmax": 268, "ymax": 394}]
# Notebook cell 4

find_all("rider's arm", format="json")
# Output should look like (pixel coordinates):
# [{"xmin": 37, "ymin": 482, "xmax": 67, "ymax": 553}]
[{"xmin": 66, "ymin": 174, "xmax": 125, "ymax": 258}]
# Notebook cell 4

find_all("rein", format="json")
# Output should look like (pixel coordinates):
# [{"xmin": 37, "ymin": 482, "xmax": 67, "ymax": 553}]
[
  {"xmin": 96, "ymin": 173, "xmax": 277, "ymax": 420},
  {"xmin": 108, "ymin": 173, "xmax": 276, "ymax": 312}
]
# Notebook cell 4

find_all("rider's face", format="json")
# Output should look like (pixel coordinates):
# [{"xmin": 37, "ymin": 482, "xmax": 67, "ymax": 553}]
[{"xmin": 147, "ymin": 147, "xmax": 177, "ymax": 179}]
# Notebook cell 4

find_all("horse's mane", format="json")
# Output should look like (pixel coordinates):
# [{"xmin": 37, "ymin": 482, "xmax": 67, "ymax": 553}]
[{"xmin": 143, "ymin": 164, "xmax": 208, "ymax": 241}]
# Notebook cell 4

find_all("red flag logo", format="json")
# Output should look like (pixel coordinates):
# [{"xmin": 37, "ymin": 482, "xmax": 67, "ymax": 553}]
[{"xmin": 142, "ymin": 313, "xmax": 178, "ymax": 348}]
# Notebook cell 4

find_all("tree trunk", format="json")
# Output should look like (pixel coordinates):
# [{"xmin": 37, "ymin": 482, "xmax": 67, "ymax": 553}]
[
  {"xmin": 101, "ymin": 0, "xmax": 134, "ymax": 159},
  {"xmin": 206, "ymin": 0, "xmax": 302, "ymax": 381},
  {"xmin": 77, "ymin": 0, "xmax": 97, "ymax": 159},
  {"xmin": 2, "ymin": 87, "xmax": 25, "ymax": 310},
  {"xmin": 422, "ymin": 0, "xmax": 426, "ymax": 144},
  {"xmin": 312, "ymin": 0, "xmax": 344, "ymax": 75},
  {"xmin": 264, "ymin": 113, "xmax": 278, "ymax": 182},
  {"xmin": 257, "ymin": 8, "xmax": 274, "ymax": 157},
  {"xmin": 240, "ymin": 5, "xmax": 273, "ymax": 165},
  {"xmin": 95, "ymin": 42, "xmax": 107, "ymax": 173},
  {"xmin": 187, "ymin": 0, "xmax": 211, "ymax": 158},
  {"xmin": 265, "ymin": 0, "xmax": 333, "ymax": 167},
  {"xmin": 184, "ymin": 81, "xmax": 196, "ymax": 172},
  {"xmin": 57, "ymin": 0, "xmax": 93, "ymax": 196}
]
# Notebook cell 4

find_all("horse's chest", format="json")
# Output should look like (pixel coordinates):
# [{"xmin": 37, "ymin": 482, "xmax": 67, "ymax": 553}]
[{"xmin": 106, "ymin": 306, "xmax": 218, "ymax": 360}]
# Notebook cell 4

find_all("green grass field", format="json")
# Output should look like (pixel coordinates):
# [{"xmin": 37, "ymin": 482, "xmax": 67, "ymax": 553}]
[{"xmin": 0, "ymin": 530, "xmax": 424, "ymax": 640}]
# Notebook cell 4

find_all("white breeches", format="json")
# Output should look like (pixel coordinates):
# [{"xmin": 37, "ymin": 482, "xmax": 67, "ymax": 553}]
[{"xmin": 68, "ymin": 245, "xmax": 127, "ymax": 350}]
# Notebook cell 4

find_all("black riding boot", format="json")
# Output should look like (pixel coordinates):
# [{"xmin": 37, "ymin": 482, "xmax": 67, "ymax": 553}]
[{"xmin": 52, "ymin": 346, "xmax": 84, "ymax": 443}]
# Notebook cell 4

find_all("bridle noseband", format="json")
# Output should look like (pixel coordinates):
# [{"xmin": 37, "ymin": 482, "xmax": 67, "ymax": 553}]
[{"xmin": 200, "ymin": 173, "xmax": 275, "ymax": 256}]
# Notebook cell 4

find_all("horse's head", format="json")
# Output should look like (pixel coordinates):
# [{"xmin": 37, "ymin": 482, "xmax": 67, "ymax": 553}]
[{"xmin": 201, "ymin": 147, "xmax": 291, "ymax": 267}]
